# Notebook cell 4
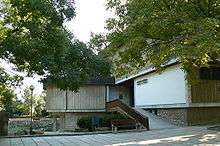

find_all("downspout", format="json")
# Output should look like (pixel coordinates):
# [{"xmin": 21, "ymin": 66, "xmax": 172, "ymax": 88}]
[
  {"xmin": 64, "ymin": 87, "xmax": 68, "ymax": 130},
  {"xmin": 65, "ymin": 89, "xmax": 68, "ymax": 111},
  {"xmin": 105, "ymin": 85, "xmax": 107, "ymax": 111},
  {"xmin": 105, "ymin": 85, "xmax": 110, "ymax": 111}
]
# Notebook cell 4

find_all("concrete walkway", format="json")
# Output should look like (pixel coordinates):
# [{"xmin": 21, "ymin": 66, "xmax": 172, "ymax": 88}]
[
  {"xmin": 0, "ymin": 126, "xmax": 219, "ymax": 146},
  {"xmin": 134, "ymin": 108, "xmax": 178, "ymax": 130}
]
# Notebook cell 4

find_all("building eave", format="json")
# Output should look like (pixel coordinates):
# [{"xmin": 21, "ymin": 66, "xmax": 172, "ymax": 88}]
[
  {"xmin": 47, "ymin": 109, "xmax": 106, "ymax": 113},
  {"xmin": 116, "ymin": 59, "xmax": 180, "ymax": 84}
]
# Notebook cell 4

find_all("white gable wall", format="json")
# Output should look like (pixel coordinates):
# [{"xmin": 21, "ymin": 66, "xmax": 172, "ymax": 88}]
[{"xmin": 134, "ymin": 65, "xmax": 187, "ymax": 107}]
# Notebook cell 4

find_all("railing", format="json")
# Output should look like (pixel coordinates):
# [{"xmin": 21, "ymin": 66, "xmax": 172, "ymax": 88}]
[{"xmin": 106, "ymin": 99, "xmax": 149, "ymax": 130}]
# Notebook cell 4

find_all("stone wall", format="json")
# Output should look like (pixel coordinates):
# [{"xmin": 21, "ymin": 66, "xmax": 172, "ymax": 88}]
[
  {"xmin": 157, "ymin": 108, "xmax": 188, "ymax": 126},
  {"xmin": 152, "ymin": 107, "xmax": 220, "ymax": 126},
  {"xmin": 8, "ymin": 118, "xmax": 58, "ymax": 135}
]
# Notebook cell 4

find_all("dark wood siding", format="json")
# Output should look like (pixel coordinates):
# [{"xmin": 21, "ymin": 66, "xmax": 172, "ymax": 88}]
[
  {"xmin": 191, "ymin": 80, "xmax": 220, "ymax": 103},
  {"xmin": 187, "ymin": 107, "xmax": 220, "ymax": 125}
]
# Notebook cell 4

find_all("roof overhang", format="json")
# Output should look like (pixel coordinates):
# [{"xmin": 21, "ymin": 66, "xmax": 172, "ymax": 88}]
[{"xmin": 116, "ymin": 59, "xmax": 180, "ymax": 84}]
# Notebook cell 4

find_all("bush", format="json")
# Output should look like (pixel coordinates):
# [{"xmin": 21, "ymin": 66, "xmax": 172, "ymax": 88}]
[
  {"xmin": 77, "ymin": 112, "xmax": 129, "ymax": 131},
  {"xmin": 77, "ymin": 117, "xmax": 94, "ymax": 131}
]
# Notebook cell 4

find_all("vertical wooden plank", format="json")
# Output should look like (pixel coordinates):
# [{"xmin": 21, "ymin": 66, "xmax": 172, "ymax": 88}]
[{"xmin": 191, "ymin": 80, "xmax": 220, "ymax": 103}]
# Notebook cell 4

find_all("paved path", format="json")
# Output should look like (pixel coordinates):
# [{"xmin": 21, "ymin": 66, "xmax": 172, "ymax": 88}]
[
  {"xmin": 0, "ymin": 126, "xmax": 219, "ymax": 146},
  {"xmin": 134, "ymin": 108, "xmax": 177, "ymax": 130}
]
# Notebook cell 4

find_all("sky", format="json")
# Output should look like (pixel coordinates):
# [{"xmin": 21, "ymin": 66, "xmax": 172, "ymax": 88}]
[
  {"xmin": 66, "ymin": 0, "xmax": 112, "ymax": 42},
  {"xmin": 1, "ymin": 0, "xmax": 112, "ymax": 97}
]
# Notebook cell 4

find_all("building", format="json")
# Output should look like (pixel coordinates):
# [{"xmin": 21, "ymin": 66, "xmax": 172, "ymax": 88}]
[
  {"xmin": 45, "ymin": 77, "xmax": 132, "ymax": 131},
  {"xmin": 45, "ymin": 61, "xmax": 220, "ymax": 131},
  {"xmin": 117, "ymin": 61, "xmax": 220, "ymax": 126}
]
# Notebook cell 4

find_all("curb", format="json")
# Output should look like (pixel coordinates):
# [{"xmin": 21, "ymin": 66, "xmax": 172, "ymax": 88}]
[{"xmin": 0, "ymin": 129, "xmax": 148, "ymax": 139}]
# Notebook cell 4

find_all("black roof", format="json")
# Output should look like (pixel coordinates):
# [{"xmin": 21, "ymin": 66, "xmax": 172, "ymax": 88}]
[
  {"xmin": 84, "ymin": 76, "xmax": 115, "ymax": 85},
  {"xmin": 43, "ymin": 76, "xmax": 115, "ymax": 89}
]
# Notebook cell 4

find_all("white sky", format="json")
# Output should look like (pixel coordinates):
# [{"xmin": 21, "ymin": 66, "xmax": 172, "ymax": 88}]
[
  {"xmin": 1, "ymin": 0, "xmax": 112, "ymax": 97},
  {"xmin": 66, "ymin": 0, "xmax": 112, "ymax": 42}
]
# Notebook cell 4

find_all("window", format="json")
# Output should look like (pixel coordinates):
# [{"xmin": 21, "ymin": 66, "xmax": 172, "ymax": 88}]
[
  {"xmin": 137, "ymin": 79, "xmax": 148, "ymax": 85},
  {"xmin": 200, "ymin": 67, "xmax": 220, "ymax": 80}
]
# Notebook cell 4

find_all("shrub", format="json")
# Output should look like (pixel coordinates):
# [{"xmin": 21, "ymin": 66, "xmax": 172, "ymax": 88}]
[
  {"xmin": 77, "ymin": 112, "xmax": 129, "ymax": 131},
  {"xmin": 77, "ymin": 117, "xmax": 94, "ymax": 131}
]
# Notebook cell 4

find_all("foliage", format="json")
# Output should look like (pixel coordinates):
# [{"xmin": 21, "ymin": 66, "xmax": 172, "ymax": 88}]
[
  {"xmin": 0, "ymin": 85, "xmax": 49, "ymax": 118},
  {"xmin": 88, "ymin": 33, "xmax": 108, "ymax": 52},
  {"xmin": 44, "ymin": 40, "xmax": 111, "ymax": 91},
  {"xmin": 18, "ymin": 86, "xmax": 35, "ymax": 116},
  {"xmin": 0, "ymin": 84, "xmax": 15, "ymax": 117},
  {"xmin": 12, "ymin": 97, "xmax": 29, "ymax": 116},
  {"xmin": 0, "ymin": 67, "xmax": 23, "ymax": 87},
  {"xmin": 77, "ymin": 112, "xmax": 129, "ymax": 131},
  {"xmin": 34, "ymin": 94, "xmax": 48, "ymax": 118},
  {"xmin": 77, "ymin": 117, "xmax": 94, "ymax": 131},
  {"xmin": 20, "ymin": 86, "xmax": 48, "ymax": 117},
  {"xmin": 0, "ymin": 0, "xmax": 111, "ymax": 91},
  {"xmin": 104, "ymin": 0, "xmax": 220, "ymax": 80},
  {"xmin": 0, "ymin": 67, "xmax": 24, "ymax": 117}
]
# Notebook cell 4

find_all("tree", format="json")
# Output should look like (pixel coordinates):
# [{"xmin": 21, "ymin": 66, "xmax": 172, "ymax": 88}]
[
  {"xmin": 12, "ymin": 97, "xmax": 29, "ymax": 116},
  {"xmin": 104, "ymin": 0, "xmax": 220, "ymax": 80},
  {"xmin": 44, "ymin": 40, "xmax": 111, "ymax": 91},
  {"xmin": 0, "ymin": 0, "xmax": 110, "ymax": 91},
  {"xmin": 21, "ymin": 88, "xmax": 48, "ymax": 118},
  {"xmin": 21, "ymin": 86, "xmax": 34, "ymax": 115},
  {"xmin": 34, "ymin": 94, "xmax": 48, "ymax": 118},
  {"xmin": 0, "ymin": 67, "xmax": 22, "ymax": 117},
  {"xmin": 88, "ymin": 33, "xmax": 108, "ymax": 52},
  {"xmin": 0, "ymin": 84, "xmax": 14, "ymax": 117}
]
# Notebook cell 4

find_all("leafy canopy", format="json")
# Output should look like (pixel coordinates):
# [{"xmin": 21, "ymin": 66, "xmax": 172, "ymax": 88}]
[
  {"xmin": 105, "ymin": 0, "xmax": 220, "ymax": 79},
  {"xmin": 0, "ymin": 0, "xmax": 110, "ymax": 91},
  {"xmin": 0, "ymin": 67, "xmax": 23, "ymax": 115}
]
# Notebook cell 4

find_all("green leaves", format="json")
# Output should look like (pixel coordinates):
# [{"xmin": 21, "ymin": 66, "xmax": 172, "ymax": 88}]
[
  {"xmin": 0, "ymin": 82, "xmax": 15, "ymax": 116},
  {"xmin": 1, "ymin": 0, "xmax": 75, "ymax": 74},
  {"xmin": 44, "ymin": 40, "xmax": 111, "ymax": 91},
  {"xmin": 0, "ymin": 0, "xmax": 111, "ymax": 91},
  {"xmin": 105, "ymin": 0, "xmax": 220, "ymax": 78}
]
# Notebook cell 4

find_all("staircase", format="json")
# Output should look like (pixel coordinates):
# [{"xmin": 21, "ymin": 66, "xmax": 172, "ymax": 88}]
[
  {"xmin": 134, "ymin": 108, "xmax": 178, "ymax": 130},
  {"xmin": 106, "ymin": 99, "xmax": 150, "ymax": 130}
]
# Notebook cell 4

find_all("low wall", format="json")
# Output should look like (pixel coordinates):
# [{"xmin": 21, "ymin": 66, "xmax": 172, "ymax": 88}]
[
  {"xmin": 8, "ymin": 118, "xmax": 59, "ymax": 135},
  {"xmin": 150, "ymin": 107, "xmax": 220, "ymax": 126},
  {"xmin": 157, "ymin": 108, "xmax": 188, "ymax": 126}
]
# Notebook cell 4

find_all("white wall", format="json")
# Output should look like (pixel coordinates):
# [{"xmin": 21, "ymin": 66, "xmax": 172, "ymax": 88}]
[{"xmin": 134, "ymin": 65, "xmax": 187, "ymax": 107}]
